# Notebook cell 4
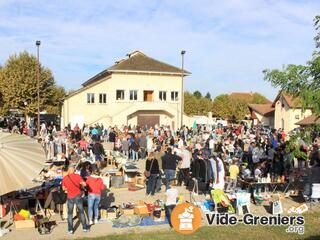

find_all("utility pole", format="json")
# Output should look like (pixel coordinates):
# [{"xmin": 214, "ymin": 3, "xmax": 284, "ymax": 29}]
[
  {"xmin": 180, "ymin": 50, "xmax": 186, "ymax": 129},
  {"xmin": 36, "ymin": 40, "xmax": 41, "ymax": 137}
]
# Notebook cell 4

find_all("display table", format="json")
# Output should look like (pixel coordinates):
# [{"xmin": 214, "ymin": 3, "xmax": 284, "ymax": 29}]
[{"xmin": 241, "ymin": 181, "xmax": 289, "ymax": 204}]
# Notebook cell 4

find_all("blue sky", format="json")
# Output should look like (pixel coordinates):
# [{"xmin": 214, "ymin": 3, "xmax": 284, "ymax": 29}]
[{"xmin": 0, "ymin": 0, "xmax": 319, "ymax": 100}]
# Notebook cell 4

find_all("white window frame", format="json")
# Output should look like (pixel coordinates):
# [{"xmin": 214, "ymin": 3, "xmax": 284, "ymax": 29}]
[
  {"xmin": 99, "ymin": 93, "xmax": 107, "ymax": 104},
  {"xmin": 87, "ymin": 93, "xmax": 95, "ymax": 104},
  {"xmin": 129, "ymin": 90, "xmax": 138, "ymax": 101},
  {"xmin": 171, "ymin": 91, "xmax": 179, "ymax": 101},
  {"xmin": 159, "ymin": 91, "xmax": 167, "ymax": 101},
  {"xmin": 116, "ymin": 90, "xmax": 125, "ymax": 101}
]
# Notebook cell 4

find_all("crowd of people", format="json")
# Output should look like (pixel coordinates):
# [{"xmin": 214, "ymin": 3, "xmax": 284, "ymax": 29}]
[{"xmin": 2, "ymin": 119, "xmax": 320, "ymax": 234}]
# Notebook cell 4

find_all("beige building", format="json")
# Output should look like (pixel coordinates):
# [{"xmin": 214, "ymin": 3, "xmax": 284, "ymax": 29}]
[
  {"xmin": 61, "ymin": 50, "xmax": 190, "ymax": 129},
  {"xmin": 272, "ymin": 92, "xmax": 312, "ymax": 132},
  {"xmin": 248, "ymin": 103, "xmax": 274, "ymax": 127}
]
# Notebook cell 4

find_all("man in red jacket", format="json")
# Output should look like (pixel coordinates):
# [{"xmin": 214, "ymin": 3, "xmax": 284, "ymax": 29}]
[{"xmin": 62, "ymin": 165, "xmax": 89, "ymax": 234}]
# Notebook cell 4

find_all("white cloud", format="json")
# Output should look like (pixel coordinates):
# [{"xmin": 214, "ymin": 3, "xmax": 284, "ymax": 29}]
[{"xmin": 0, "ymin": 0, "xmax": 319, "ymax": 100}]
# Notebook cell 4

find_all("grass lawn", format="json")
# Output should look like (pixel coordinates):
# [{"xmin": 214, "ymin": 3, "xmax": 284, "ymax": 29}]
[{"xmin": 80, "ymin": 212, "xmax": 320, "ymax": 240}]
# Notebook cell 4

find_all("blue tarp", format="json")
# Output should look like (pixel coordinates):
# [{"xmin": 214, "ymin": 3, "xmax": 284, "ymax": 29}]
[{"xmin": 113, "ymin": 217, "xmax": 168, "ymax": 228}]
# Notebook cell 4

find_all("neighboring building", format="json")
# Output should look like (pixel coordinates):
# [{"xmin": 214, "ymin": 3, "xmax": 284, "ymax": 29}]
[
  {"xmin": 229, "ymin": 92, "xmax": 272, "ymax": 104},
  {"xmin": 230, "ymin": 92, "xmax": 254, "ymax": 102},
  {"xmin": 61, "ymin": 50, "xmax": 190, "ymax": 129},
  {"xmin": 272, "ymin": 92, "xmax": 313, "ymax": 132},
  {"xmin": 248, "ymin": 103, "xmax": 274, "ymax": 127},
  {"xmin": 296, "ymin": 114, "xmax": 320, "ymax": 127}
]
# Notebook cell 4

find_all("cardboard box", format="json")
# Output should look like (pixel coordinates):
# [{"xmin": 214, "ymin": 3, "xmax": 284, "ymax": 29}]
[
  {"xmin": 137, "ymin": 200, "xmax": 145, "ymax": 205},
  {"xmin": 136, "ymin": 177, "xmax": 145, "ymax": 186},
  {"xmin": 134, "ymin": 205, "xmax": 149, "ymax": 217},
  {"xmin": 100, "ymin": 209, "xmax": 107, "ymax": 219},
  {"xmin": 107, "ymin": 211, "xmax": 117, "ymax": 219},
  {"xmin": 122, "ymin": 208, "xmax": 135, "ymax": 215},
  {"xmin": 125, "ymin": 176, "xmax": 136, "ymax": 183},
  {"xmin": 15, "ymin": 220, "xmax": 35, "ymax": 229}
]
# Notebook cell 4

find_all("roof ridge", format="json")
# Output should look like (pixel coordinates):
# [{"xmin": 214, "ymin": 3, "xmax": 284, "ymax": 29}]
[
  {"xmin": 127, "ymin": 50, "xmax": 145, "ymax": 57},
  {"xmin": 82, "ymin": 50, "xmax": 190, "ymax": 87}
]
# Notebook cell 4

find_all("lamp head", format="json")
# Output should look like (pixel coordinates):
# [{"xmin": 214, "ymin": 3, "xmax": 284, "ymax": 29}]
[{"xmin": 36, "ymin": 40, "xmax": 41, "ymax": 46}]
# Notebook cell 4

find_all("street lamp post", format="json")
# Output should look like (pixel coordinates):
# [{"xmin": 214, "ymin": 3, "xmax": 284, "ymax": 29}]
[
  {"xmin": 180, "ymin": 50, "xmax": 186, "ymax": 129},
  {"xmin": 36, "ymin": 40, "xmax": 41, "ymax": 137}
]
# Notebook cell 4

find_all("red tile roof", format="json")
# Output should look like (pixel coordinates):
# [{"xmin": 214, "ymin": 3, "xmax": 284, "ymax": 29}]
[
  {"xmin": 248, "ymin": 103, "xmax": 275, "ymax": 116},
  {"xmin": 272, "ymin": 92, "xmax": 302, "ymax": 108},
  {"xmin": 230, "ymin": 92, "xmax": 253, "ymax": 101},
  {"xmin": 230, "ymin": 92, "xmax": 272, "ymax": 104},
  {"xmin": 296, "ymin": 114, "xmax": 320, "ymax": 126},
  {"xmin": 82, "ymin": 50, "xmax": 190, "ymax": 87}
]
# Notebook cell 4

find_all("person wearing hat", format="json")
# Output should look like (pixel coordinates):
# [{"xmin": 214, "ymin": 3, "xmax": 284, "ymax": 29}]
[{"xmin": 62, "ymin": 165, "xmax": 89, "ymax": 234}]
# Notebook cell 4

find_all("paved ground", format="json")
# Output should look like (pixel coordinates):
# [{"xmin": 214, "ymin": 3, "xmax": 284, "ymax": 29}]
[{"xmin": 1, "ymin": 160, "xmax": 319, "ymax": 240}]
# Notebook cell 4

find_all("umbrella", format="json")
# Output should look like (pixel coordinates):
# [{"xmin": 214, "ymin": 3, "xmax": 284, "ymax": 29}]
[{"xmin": 0, "ymin": 132, "xmax": 46, "ymax": 196}]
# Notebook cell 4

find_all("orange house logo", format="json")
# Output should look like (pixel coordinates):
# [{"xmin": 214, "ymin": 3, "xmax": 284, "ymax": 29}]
[{"xmin": 171, "ymin": 203, "xmax": 201, "ymax": 235}]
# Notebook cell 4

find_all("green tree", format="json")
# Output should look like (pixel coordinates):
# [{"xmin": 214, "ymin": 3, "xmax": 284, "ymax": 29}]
[
  {"xmin": 193, "ymin": 90, "xmax": 202, "ymax": 99},
  {"xmin": 251, "ymin": 92, "xmax": 269, "ymax": 104},
  {"xmin": 184, "ymin": 91, "xmax": 213, "ymax": 116},
  {"xmin": 184, "ymin": 91, "xmax": 198, "ymax": 115},
  {"xmin": 198, "ymin": 97, "xmax": 213, "ymax": 115},
  {"xmin": 213, "ymin": 94, "xmax": 249, "ymax": 120},
  {"xmin": 0, "ymin": 51, "xmax": 65, "ymax": 116},
  {"xmin": 212, "ymin": 94, "xmax": 233, "ymax": 119},
  {"xmin": 45, "ymin": 86, "xmax": 66, "ymax": 115},
  {"xmin": 205, "ymin": 92, "xmax": 212, "ymax": 100},
  {"xmin": 264, "ymin": 16, "xmax": 320, "ymax": 115}
]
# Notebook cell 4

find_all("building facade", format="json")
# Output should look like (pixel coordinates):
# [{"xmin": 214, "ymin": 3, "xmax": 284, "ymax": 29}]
[
  {"xmin": 272, "ymin": 92, "xmax": 312, "ymax": 132},
  {"xmin": 248, "ymin": 103, "xmax": 274, "ymax": 127},
  {"xmin": 61, "ymin": 51, "xmax": 190, "ymax": 129}
]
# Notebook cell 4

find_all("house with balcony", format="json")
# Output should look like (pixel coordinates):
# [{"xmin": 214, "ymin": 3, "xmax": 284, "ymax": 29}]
[{"xmin": 61, "ymin": 50, "xmax": 190, "ymax": 129}]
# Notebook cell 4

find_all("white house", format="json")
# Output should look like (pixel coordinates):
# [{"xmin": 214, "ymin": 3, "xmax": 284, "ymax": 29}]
[
  {"xmin": 272, "ymin": 92, "xmax": 313, "ymax": 132},
  {"xmin": 61, "ymin": 50, "xmax": 190, "ymax": 129}
]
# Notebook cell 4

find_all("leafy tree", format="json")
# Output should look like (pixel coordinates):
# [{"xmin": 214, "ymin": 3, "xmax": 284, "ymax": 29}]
[
  {"xmin": 193, "ymin": 90, "xmax": 202, "ymax": 99},
  {"xmin": 184, "ymin": 92, "xmax": 198, "ymax": 115},
  {"xmin": 212, "ymin": 94, "xmax": 232, "ymax": 119},
  {"xmin": 205, "ymin": 92, "xmax": 212, "ymax": 100},
  {"xmin": 0, "ymin": 51, "xmax": 65, "ymax": 116},
  {"xmin": 184, "ymin": 91, "xmax": 213, "ymax": 116},
  {"xmin": 45, "ymin": 86, "xmax": 66, "ymax": 115},
  {"xmin": 198, "ymin": 97, "xmax": 213, "ymax": 115},
  {"xmin": 213, "ymin": 94, "xmax": 249, "ymax": 120},
  {"xmin": 251, "ymin": 92, "xmax": 269, "ymax": 104},
  {"xmin": 264, "ymin": 16, "xmax": 320, "ymax": 115},
  {"xmin": 231, "ymin": 98, "xmax": 250, "ymax": 120}
]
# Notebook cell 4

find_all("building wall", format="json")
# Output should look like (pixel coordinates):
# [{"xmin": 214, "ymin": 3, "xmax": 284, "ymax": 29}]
[
  {"xmin": 288, "ymin": 108, "xmax": 312, "ymax": 132},
  {"xmin": 254, "ymin": 112, "xmax": 274, "ymax": 127},
  {"xmin": 62, "ymin": 72, "xmax": 183, "ymax": 129},
  {"xmin": 274, "ymin": 95, "xmax": 312, "ymax": 132}
]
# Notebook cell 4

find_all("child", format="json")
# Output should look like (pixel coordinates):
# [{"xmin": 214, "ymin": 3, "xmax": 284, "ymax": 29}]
[
  {"xmin": 165, "ymin": 179, "xmax": 178, "ymax": 228},
  {"xmin": 226, "ymin": 158, "xmax": 239, "ymax": 192}
]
